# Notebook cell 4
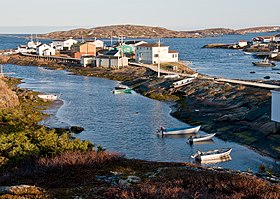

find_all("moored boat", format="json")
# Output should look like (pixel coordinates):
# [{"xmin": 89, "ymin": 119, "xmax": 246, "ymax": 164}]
[
  {"xmin": 191, "ymin": 148, "xmax": 232, "ymax": 161},
  {"xmin": 252, "ymin": 58, "xmax": 276, "ymax": 67},
  {"xmin": 172, "ymin": 77, "xmax": 194, "ymax": 88},
  {"xmin": 113, "ymin": 87, "xmax": 132, "ymax": 94},
  {"xmin": 159, "ymin": 125, "xmax": 201, "ymax": 135},
  {"xmin": 38, "ymin": 94, "xmax": 58, "ymax": 100},
  {"xmin": 187, "ymin": 133, "xmax": 216, "ymax": 143}
]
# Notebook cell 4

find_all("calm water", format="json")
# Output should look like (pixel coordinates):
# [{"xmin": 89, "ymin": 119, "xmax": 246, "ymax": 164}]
[{"xmin": 1, "ymin": 34, "xmax": 279, "ymax": 172}]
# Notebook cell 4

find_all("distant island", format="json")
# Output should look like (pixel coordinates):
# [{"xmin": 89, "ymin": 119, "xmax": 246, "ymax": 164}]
[{"xmin": 40, "ymin": 24, "xmax": 280, "ymax": 39}]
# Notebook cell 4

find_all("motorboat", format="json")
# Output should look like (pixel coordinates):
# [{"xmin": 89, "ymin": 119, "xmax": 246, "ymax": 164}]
[
  {"xmin": 191, "ymin": 148, "xmax": 232, "ymax": 161},
  {"xmin": 252, "ymin": 58, "xmax": 276, "ymax": 67},
  {"xmin": 38, "ymin": 94, "xmax": 58, "ymax": 100}
]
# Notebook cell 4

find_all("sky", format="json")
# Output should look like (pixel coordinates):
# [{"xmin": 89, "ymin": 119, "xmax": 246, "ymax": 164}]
[{"xmin": 0, "ymin": 0, "xmax": 279, "ymax": 34}]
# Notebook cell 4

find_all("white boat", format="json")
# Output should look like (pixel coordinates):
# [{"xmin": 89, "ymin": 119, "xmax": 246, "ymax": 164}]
[
  {"xmin": 187, "ymin": 133, "xmax": 216, "ymax": 143},
  {"xmin": 163, "ymin": 74, "xmax": 180, "ymax": 79},
  {"xmin": 38, "ymin": 94, "xmax": 58, "ymax": 100},
  {"xmin": 252, "ymin": 58, "xmax": 276, "ymax": 67},
  {"xmin": 191, "ymin": 148, "xmax": 232, "ymax": 161},
  {"xmin": 243, "ymin": 51, "xmax": 252, "ymax": 55},
  {"xmin": 172, "ymin": 78, "xmax": 194, "ymax": 88},
  {"xmin": 159, "ymin": 125, "xmax": 201, "ymax": 135}
]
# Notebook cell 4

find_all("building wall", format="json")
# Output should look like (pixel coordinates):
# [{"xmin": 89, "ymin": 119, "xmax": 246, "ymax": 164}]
[
  {"xmin": 53, "ymin": 41, "xmax": 64, "ymax": 50},
  {"xmin": 64, "ymin": 39, "xmax": 78, "ymax": 50},
  {"xmin": 136, "ymin": 47, "xmax": 153, "ymax": 64},
  {"xmin": 96, "ymin": 57, "xmax": 128, "ymax": 67},
  {"xmin": 272, "ymin": 90, "xmax": 280, "ymax": 122}
]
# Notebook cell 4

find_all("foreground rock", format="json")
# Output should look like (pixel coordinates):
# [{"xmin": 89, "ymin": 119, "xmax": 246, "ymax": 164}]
[{"xmin": 0, "ymin": 78, "xmax": 19, "ymax": 109}]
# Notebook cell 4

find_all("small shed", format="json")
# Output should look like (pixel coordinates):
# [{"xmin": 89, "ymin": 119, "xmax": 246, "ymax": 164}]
[
  {"xmin": 81, "ymin": 55, "xmax": 96, "ymax": 67},
  {"xmin": 96, "ymin": 55, "xmax": 128, "ymax": 68},
  {"xmin": 271, "ymin": 90, "xmax": 280, "ymax": 123}
]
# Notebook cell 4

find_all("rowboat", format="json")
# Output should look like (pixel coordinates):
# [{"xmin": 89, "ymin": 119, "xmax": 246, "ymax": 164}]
[
  {"xmin": 112, "ymin": 87, "xmax": 132, "ymax": 94},
  {"xmin": 172, "ymin": 78, "xmax": 194, "ymax": 88},
  {"xmin": 187, "ymin": 133, "xmax": 216, "ymax": 143},
  {"xmin": 38, "ymin": 94, "xmax": 58, "ymax": 100},
  {"xmin": 191, "ymin": 148, "xmax": 232, "ymax": 161},
  {"xmin": 252, "ymin": 58, "xmax": 276, "ymax": 67},
  {"xmin": 159, "ymin": 125, "xmax": 201, "ymax": 135}
]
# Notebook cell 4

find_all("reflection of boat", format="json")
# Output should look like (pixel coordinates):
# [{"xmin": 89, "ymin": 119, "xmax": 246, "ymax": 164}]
[
  {"xmin": 172, "ymin": 78, "xmax": 194, "ymax": 88},
  {"xmin": 112, "ymin": 87, "xmax": 132, "ymax": 94},
  {"xmin": 188, "ymin": 133, "xmax": 216, "ymax": 143},
  {"xmin": 252, "ymin": 58, "xmax": 276, "ymax": 67},
  {"xmin": 159, "ymin": 125, "xmax": 201, "ymax": 135},
  {"xmin": 38, "ymin": 94, "xmax": 58, "ymax": 100},
  {"xmin": 191, "ymin": 148, "xmax": 232, "ymax": 161},
  {"xmin": 197, "ymin": 155, "xmax": 232, "ymax": 164}
]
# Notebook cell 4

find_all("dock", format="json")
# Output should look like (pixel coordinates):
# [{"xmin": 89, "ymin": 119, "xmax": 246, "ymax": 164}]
[{"xmin": 129, "ymin": 62, "xmax": 280, "ymax": 90}]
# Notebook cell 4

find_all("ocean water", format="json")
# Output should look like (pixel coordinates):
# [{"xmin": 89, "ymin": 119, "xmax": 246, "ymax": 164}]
[{"xmin": 1, "ymin": 34, "xmax": 279, "ymax": 173}]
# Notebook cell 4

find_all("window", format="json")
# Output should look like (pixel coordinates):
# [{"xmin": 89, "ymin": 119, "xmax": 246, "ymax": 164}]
[{"xmin": 154, "ymin": 54, "xmax": 158, "ymax": 57}]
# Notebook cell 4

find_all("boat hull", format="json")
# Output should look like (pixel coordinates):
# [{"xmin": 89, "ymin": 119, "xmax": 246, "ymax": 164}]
[
  {"xmin": 113, "ymin": 88, "xmax": 132, "ymax": 94},
  {"xmin": 252, "ymin": 62, "xmax": 276, "ymax": 67},
  {"xmin": 196, "ymin": 148, "xmax": 232, "ymax": 161},
  {"xmin": 162, "ymin": 125, "xmax": 201, "ymax": 135},
  {"xmin": 188, "ymin": 133, "xmax": 216, "ymax": 143},
  {"xmin": 38, "ymin": 94, "xmax": 58, "ymax": 100}
]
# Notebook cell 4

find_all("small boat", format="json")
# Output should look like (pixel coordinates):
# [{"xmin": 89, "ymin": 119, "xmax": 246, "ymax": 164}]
[
  {"xmin": 191, "ymin": 148, "xmax": 232, "ymax": 161},
  {"xmin": 243, "ymin": 51, "xmax": 252, "ymax": 55},
  {"xmin": 172, "ymin": 78, "xmax": 194, "ymax": 88},
  {"xmin": 38, "ymin": 94, "xmax": 58, "ymax": 100},
  {"xmin": 187, "ymin": 133, "xmax": 216, "ymax": 143},
  {"xmin": 159, "ymin": 125, "xmax": 201, "ymax": 135},
  {"xmin": 113, "ymin": 87, "xmax": 132, "ymax": 94},
  {"xmin": 252, "ymin": 58, "xmax": 276, "ymax": 67}
]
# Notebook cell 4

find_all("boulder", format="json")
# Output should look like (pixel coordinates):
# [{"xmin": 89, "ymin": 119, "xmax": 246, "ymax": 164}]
[{"xmin": 70, "ymin": 126, "xmax": 85, "ymax": 134}]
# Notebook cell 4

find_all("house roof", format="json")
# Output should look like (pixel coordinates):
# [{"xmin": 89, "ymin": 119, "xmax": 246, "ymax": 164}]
[
  {"xmin": 274, "ymin": 34, "xmax": 280, "ymax": 37},
  {"xmin": 106, "ymin": 50, "xmax": 119, "ymax": 56},
  {"xmin": 97, "ymin": 55, "xmax": 120, "ymax": 59},
  {"xmin": 125, "ymin": 40, "xmax": 143, "ymax": 45},
  {"xmin": 137, "ymin": 43, "xmax": 166, "ymax": 48},
  {"xmin": 169, "ymin": 50, "xmax": 178, "ymax": 53}
]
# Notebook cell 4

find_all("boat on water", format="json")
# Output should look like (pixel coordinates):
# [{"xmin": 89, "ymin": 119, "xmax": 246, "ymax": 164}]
[
  {"xmin": 112, "ymin": 87, "xmax": 132, "ymax": 94},
  {"xmin": 191, "ymin": 148, "xmax": 232, "ymax": 161},
  {"xmin": 38, "ymin": 94, "xmax": 58, "ymax": 100},
  {"xmin": 243, "ymin": 51, "xmax": 252, "ymax": 55},
  {"xmin": 159, "ymin": 125, "xmax": 201, "ymax": 135},
  {"xmin": 172, "ymin": 77, "xmax": 194, "ymax": 88},
  {"xmin": 252, "ymin": 58, "xmax": 276, "ymax": 67},
  {"xmin": 187, "ymin": 133, "xmax": 216, "ymax": 143}
]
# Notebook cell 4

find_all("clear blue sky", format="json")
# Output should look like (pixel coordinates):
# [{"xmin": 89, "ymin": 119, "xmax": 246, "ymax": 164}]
[{"xmin": 1, "ymin": 0, "xmax": 279, "ymax": 33}]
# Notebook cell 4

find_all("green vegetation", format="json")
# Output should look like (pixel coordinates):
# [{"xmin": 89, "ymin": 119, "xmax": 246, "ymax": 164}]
[{"xmin": 0, "ymin": 78, "xmax": 93, "ymax": 172}]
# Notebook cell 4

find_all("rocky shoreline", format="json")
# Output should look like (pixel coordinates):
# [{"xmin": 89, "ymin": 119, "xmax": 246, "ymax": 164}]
[{"xmin": 1, "ymin": 55, "xmax": 280, "ymax": 198}]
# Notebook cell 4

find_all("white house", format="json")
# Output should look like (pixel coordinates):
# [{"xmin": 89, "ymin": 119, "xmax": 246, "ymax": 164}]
[
  {"xmin": 273, "ymin": 34, "xmax": 280, "ymax": 43},
  {"xmin": 271, "ymin": 90, "xmax": 280, "ymax": 123},
  {"xmin": 52, "ymin": 38, "xmax": 78, "ymax": 51},
  {"xmin": 238, "ymin": 40, "xmax": 248, "ymax": 48},
  {"xmin": 96, "ymin": 55, "xmax": 128, "ymax": 68},
  {"xmin": 135, "ymin": 43, "xmax": 179, "ymax": 64},
  {"xmin": 90, "ymin": 40, "xmax": 104, "ymax": 48},
  {"xmin": 36, "ymin": 44, "xmax": 55, "ymax": 56}
]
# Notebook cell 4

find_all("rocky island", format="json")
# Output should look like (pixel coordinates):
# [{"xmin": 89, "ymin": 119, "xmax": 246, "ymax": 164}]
[{"xmin": 39, "ymin": 24, "xmax": 280, "ymax": 39}]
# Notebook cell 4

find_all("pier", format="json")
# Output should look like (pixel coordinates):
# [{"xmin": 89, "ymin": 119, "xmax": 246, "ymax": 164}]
[
  {"xmin": 20, "ymin": 53, "xmax": 80, "ymax": 65},
  {"xmin": 129, "ymin": 62, "xmax": 280, "ymax": 90}
]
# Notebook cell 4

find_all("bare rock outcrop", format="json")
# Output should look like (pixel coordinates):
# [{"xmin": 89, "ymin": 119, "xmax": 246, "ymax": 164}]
[{"xmin": 0, "ymin": 78, "xmax": 19, "ymax": 109}]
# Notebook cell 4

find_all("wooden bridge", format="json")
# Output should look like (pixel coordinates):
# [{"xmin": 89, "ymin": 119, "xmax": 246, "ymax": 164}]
[{"xmin": 20, "ymin": 53, "xmax": 81, "ymax": 65}]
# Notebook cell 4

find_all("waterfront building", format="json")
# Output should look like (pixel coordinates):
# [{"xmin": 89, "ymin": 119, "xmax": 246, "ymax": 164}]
[
  {"xmin": 52, "ymin": 38, "xmax": 78, "ymax": 51},
  {"xmin": 88, "ymin": 40, "xmax": 104, "ymax": 49},
  {"xmin": 96, "ymin": 55, "xmax": 128, "ymax": 68},
  {"xmin": 36, "ymin": 44, "xmax": 55, "ymax": 56},
  {"xmin": 135, "ymin": 43, "xmax": 179, "ymax": 64},
  {"xmin": 238, "ymin": 40, "xmax": 248, "ymax": 48},
  {"xmin": 81, "ymin": 55, "xmax": 96, "ymax": 67},
  {"xmin": 273, "ymin": 34, "xmax": 280, "ymax": 43},
  {"xmin": 271, "ymin": 90, "xmax": 280, "ymax": 123},
  {"xmin": 71, "ymin": 42, "xmax": 96, "ymax": 59}
]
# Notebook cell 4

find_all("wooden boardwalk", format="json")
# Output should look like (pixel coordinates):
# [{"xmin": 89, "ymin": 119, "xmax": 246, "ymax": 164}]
[
  {"xmin": 129, "ymin": 62, "xmax": 280, "ymax": 90},
  {"xmin": 20, "ymin": 53, "xmax": 80, "ymax": 64}
]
